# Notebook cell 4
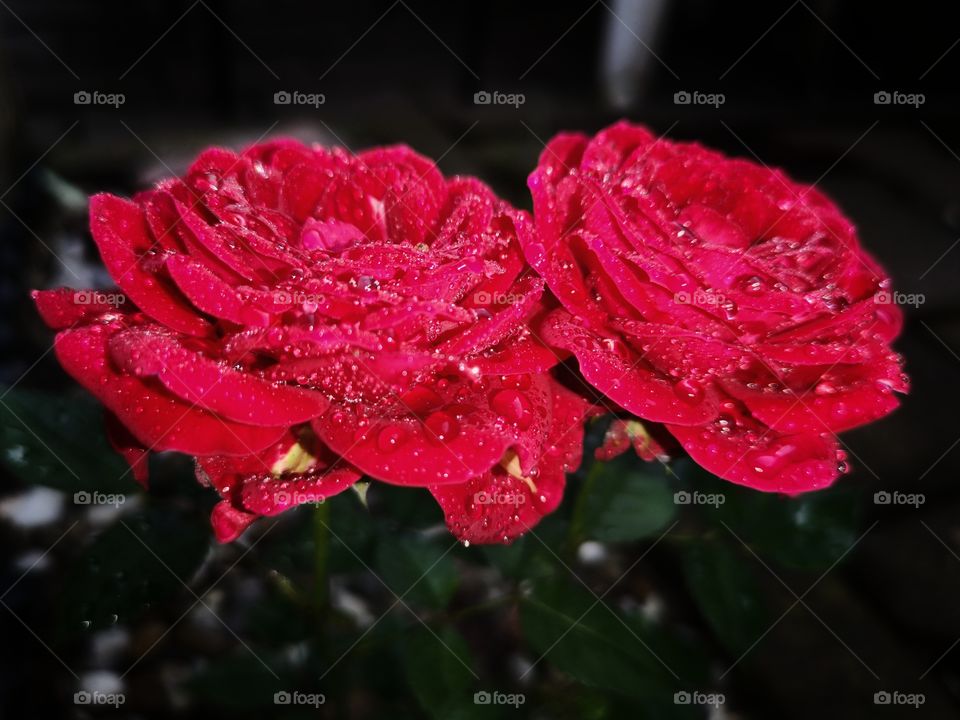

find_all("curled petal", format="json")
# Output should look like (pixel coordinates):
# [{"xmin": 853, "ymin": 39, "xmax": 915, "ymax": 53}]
[
  {"xmin": 539, "ymin": 310, "xmax": 720, "ymax": 425},
  {"xmin": 32, "ymin": 287, "xmax": 131, "ymax": 329},
  {"xmin": 108, "ymin": 327, "xmax": 329, "ymax": 426},
  {"xmin": 430, "ymin": 379, "xmax": 589, "ymax": 543},
  {"xmin": 55, "ymin": 325, "xmax": 285, "ymax": 455},
  {"xmin": 88, "ymin": 194, "xmax": 211, "ymax": 336},
  {"xmin": 666, "ymin": 404, "xmax": 842, "ymax": 493}
]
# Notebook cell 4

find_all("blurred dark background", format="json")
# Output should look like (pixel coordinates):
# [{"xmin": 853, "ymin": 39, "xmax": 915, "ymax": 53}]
[{"xmin": 1, "ymin": 1, "xmax": 959, "ymax": 718}]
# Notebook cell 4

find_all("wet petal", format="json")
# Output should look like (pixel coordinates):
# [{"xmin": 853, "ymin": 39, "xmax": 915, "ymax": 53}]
[
  {"xmin": 539, "ymin": 310, "xmax": 720, "ymax": 425},
  {"xmin": 31, "ymin": 287, "xmax": 130, "ymax": 329},
  {"xmin": 108, "ymin": 327, "xmax": 330, "ymax": 426},
  {"xmin": 666, "ymin": 403, "xmax": 841, "ymax": 493},
  {"xmin": 429, "ymin": 379, "xmax": 588, "ymax": 544},
  {"xmin": 55, "ymin": 325, "xmax": 285, "ymax": 455},
  {"xmin": 88, "ymin": 194, "xmax": 211, "ymax": 336}
]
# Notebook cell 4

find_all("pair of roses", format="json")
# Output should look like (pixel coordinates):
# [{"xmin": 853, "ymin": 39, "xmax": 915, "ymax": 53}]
[{"xmin": 33, "ymin": 121, "xmax": 907, "ymax": 545}]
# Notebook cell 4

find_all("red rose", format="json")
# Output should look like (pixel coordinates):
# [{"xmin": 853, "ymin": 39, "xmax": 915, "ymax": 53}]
[
  {"xmin": 33, "ymin": 139, "xmax": 589, "ymax": 543},
  {"xmin": 523, "ymin": 121, "xmax": 907, "ymax": 492}
]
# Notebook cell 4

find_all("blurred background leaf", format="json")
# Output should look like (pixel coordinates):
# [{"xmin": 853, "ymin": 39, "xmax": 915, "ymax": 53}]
[
  {"xmin": 56, "ymin": 503, "xmax": 209, "ymax": 640},
  {"xmin": 681, "ymin": 539, "xmax": 769, "ymax": 656},
  {"xmin": 0, "ymin": 386, "xmax": 136, "ymax": 493},
  {"xmin": 683, "ymin": 463, "xmax": 861, "ymax": 570},
  {"xmin": 401, "ymin": 624, "xmax": 479, "ymax": 719},
  {"xmin": 573, "ymin": 456, "xmax": 677, "ymax": 544},
  {"xmin": 374, "ymin": 533, "xmax": 459, "ymax": 610},
  {"xmin": 520, "ymin": 576, "xmax": 685, "ymax": 708}
]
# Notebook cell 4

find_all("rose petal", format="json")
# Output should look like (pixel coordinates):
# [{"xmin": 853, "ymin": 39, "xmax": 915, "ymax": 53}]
[
  {"xmin": 108, "ymin": 327, "xmax": 329, "ymax": 426},
  {"xmin": 88, "ymin": 194, "xmax": 211, "ymax": 336},
  {"xmin": 666, "ymin": 403, "xmax": 842, "ymax": 493},
  {"xmin": 55, "ymin": 325, "xmax": 285, "ymax": 455},
  {"xmin": 539, "ymin": 310, "xmax": 720, "ymax": 425}
]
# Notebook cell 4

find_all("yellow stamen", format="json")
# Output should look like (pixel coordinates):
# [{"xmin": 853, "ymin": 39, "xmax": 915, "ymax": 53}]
[
  {"xmin": 271, "ymin": 440, "xmax": 318, "ymax": 476},
  {"xmin": 500, "ymin": 451, "xmax": 538, "ymax": 493}
]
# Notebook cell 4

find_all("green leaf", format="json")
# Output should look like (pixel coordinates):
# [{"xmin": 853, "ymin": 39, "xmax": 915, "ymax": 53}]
[
  {"xmin": 482, "ymin": 518, "xmax": 568, "ymax": 582},
  {"xmin": 482, "ymin": 536, "xmax": 539, "ymax": 580},
  {"xmin": 374, "ymin": 534, "xmax": 458, "ymax": 610},
  {"xmin": 725, "ymin": 490, "xmax": 858, "ymax": 570},
  {"xmin": 681, "ymin": 539, "xmax": 769, "ymax": 655},
  {"xmin": 684, "ymin": 465, "xmax": 860, "ymax": 570},
  {"xmin": 402, "ymin": 624, "xmax": 478, "ymax": 719},
  {"xmin": 520, "ymin": 577, "xmax": 689, "ymax": 712},
  {"xmin": 0, "ymin": 387, "xmax": 135, "ymax": 493},
  {"xmin": 369, "ymin": 482, "xmax": 444, "ymax": 529},
  {"xmin": 57, "ymin": 503, "xmax": 209, "ymax": 639},
  {"xmin": 574, "ymin": 458, "xmax": 676, "ymax": 543}
]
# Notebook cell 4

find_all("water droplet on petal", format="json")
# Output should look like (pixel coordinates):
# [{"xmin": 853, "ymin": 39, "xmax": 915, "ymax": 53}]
[
  {"xmin": 377, "ymin": 426, "xmax": 407, "ymax": 452},
  {"xmin": 673, "ymin": 378, "xmax": 704, "ymax": 405},
  {"xmin": 490, "ymin": 389, "xmax": 533, "ymax": 429},
  {"xmin": 425, "ymin": 411, "xmax": 459, "ymax": 442}
]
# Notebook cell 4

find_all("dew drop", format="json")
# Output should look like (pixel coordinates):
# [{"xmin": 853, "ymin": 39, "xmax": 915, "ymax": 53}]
[
  {"xmin": 425, "ymin": 411, "xmax": 460, "ymax": 442},
  {"xmin": 673, "ymin": 378, "xmax": 704, "ymax": 405},
  {"xmin": 377, "ymin": 426, "xmax": 406, "ymax": 452},
  {"xmin": 490, "ymin": 389, "xmax": 533, "ymax": 429}
]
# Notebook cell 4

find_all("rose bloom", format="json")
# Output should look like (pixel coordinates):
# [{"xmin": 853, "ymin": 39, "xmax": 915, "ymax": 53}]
[
  {"xmin": 523, "ymin": 121, "xmax": 907, "ymax": 492},
  {"xmin": 33, "ymin": 140, "xmax": 589, "ymax": 544}
]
